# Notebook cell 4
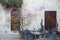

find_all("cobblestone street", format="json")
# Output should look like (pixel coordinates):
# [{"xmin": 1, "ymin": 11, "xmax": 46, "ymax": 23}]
[
  {"xmin": 0, "ymin": 34, "xmax": 20, "ymax": 40},
  {"xmin": 0, "ymin": 33, "xmax": 49, "ymax": 40}
]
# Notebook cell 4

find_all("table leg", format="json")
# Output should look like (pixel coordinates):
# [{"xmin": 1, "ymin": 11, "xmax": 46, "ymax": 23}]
[{"xmin": 35, "ymin": 34, "xmax": 36, "ymax": 40}]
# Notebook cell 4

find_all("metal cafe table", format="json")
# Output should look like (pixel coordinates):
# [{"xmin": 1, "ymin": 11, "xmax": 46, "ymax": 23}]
[{"xmin": 31, "ymin": 30, "xmax": 41, "ymax": 40}]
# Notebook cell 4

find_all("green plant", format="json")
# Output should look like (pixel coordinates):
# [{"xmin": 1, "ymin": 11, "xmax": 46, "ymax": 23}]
[{"xmin": 0, "ymin": 0, "xmax": 23, "ymax": 5}]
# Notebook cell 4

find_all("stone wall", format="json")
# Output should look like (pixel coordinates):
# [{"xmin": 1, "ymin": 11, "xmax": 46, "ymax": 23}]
[
  {"xmin": 21, "ymin": 0, "xmax": 60, "ymax": 30},
  {"xmin": 0, "ymin": 0, "xmax": 60, "ymax": 33}
]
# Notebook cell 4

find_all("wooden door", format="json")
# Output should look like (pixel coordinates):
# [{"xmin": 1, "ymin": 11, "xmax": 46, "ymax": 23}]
[
  {"xmin": 45, "ymin": 11, "xmax": 56, "ymax": 30},
  {"xmin": 11, "ymin": 9, "xmax": 20, "ymax": 31}
]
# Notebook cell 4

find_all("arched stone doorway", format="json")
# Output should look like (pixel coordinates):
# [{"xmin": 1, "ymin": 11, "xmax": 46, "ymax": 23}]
[{"xmin": 11, "ymin": 8, "xmax": 21, "ymax": 31}]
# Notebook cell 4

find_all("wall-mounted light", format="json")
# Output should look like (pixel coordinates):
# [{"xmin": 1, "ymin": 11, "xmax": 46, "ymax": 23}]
[{"xmin": 40, "ymin": 3, "xmax": 47, "ymax": 11}]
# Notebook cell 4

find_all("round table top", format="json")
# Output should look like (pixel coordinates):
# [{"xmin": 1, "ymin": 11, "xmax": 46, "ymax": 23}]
[{"xmin": 31, "ymin": 31, "xmax": 41, "ymax": 35}]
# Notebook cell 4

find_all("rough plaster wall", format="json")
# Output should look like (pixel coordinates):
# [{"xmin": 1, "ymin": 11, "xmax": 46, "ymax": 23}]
[
  {"xmin": 4, "ymin": 8, "xmax": 11, "ymax": 32},
  {"xmin": 22, "ymin": 0, "xmax": 44, "ymax": 30},
  {"xmin": 22, "ymin": 0, "xmax": 60, "ymax": 30},
  {"xmin": 57, "ymin": 0, "xmax": 60, "ymax": 31},
  {"xmin": 0, "ymin": 4, "xmax": 11, "ymax": 33},
  {"xmin": 0, "ymin": 0, "xmax": 60, "ymax": 32},
  {"xmin": 0, "ymin": 4, "xmax": 6, "ymax": 32}
]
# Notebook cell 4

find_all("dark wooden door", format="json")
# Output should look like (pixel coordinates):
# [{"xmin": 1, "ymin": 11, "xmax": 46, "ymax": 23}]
[
  {"xmin": 11, "ymin": 9, "xmax": 20, "ymax": 31},
  {"xmin": 45, "ymin": 11, "xmax": 56, "ymax": 30}
]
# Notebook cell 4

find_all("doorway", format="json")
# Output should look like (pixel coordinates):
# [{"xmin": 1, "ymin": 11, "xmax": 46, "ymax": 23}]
[
  {"xmin": 45, "ymin": 11, "xmax": 57, "ymax": 30},
  {"xmin": 11, "ymin": 9, "xmax": 20, "ymax": 31}
]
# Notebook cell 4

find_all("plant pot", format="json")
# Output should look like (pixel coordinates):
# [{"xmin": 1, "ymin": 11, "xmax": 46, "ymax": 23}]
[{"xmin": 19, "ymin": 31, "xmax": 24, "ymax": 39}]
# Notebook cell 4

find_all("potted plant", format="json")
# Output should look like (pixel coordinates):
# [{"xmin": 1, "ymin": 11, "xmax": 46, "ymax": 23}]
[{"xmin": 0, "ymin": 0, "xmax": 23, "ymax": 8}]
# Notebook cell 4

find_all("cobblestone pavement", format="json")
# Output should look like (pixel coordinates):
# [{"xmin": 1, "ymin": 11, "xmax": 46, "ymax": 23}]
[
  {"xmin": 0, "ymin": 34, "xmax": 49, "ymax": 40},
  {"xmin": 0, "ymin": 34, "xmax": 20, "ymax": 40}
]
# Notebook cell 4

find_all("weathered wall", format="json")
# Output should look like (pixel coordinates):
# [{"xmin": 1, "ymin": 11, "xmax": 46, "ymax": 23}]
[
  {"xmin": 22, "ymin": 0, "xmax": 60, "ymax": 30},
  {"xmin": 0, "ymin": 0, "xmax": 60, "ymax": 33},
  {"xmin": 0, "ymin": 4, "xmax": 11, "ymax": 33}
]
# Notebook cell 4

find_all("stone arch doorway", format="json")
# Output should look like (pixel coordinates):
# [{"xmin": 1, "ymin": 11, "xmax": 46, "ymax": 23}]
[{"xmin": 11, "ymin": 8, "xmax": 21, "ymax": 31}]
